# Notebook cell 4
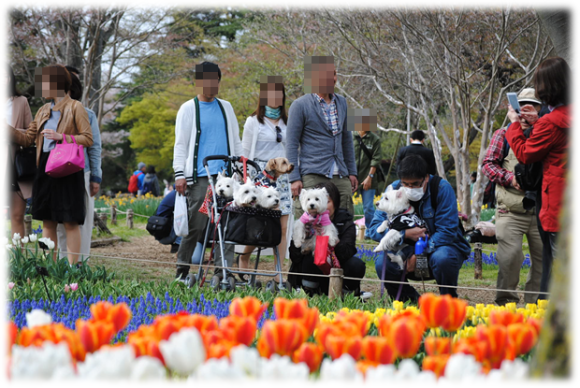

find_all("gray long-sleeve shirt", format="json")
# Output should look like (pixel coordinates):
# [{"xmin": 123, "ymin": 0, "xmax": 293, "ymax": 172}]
[{"xmin": 286, "ymin": 93, "xmax": 357, "ymax": 182}]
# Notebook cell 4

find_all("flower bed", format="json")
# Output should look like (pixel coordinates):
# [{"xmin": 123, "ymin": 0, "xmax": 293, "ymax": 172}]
[{"xmin": 8, "ymin": 294, "xmax": 547, "ymax": 380}]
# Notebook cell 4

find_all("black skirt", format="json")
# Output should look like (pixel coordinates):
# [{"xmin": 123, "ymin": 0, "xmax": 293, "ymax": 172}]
[{"xmin": 32, "ymin": 151, "xmax": 85, "ymax": 225}]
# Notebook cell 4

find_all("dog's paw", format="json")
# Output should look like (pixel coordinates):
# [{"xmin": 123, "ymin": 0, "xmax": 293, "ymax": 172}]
[
  {"xmin": 377, "ymin": 222, "xmax": 388, "ymax": 234},
  {"xmin": 374, "ymin": 237, "xmax": 389, "ymax": 252},
  {"xmin": 294, "ymin": 238, "xmax": 303, "ymax": 248},
  {"xmin": 387, "ymin": 253, "xmax": 405, "ymax": 270},
  {"xmin": 328, "ymin": 235, "xmax": 340, "ymax": 247}
]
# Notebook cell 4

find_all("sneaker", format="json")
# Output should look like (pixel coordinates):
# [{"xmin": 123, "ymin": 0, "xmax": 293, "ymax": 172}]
[
  {"xmin": 170, "ymin": 244, "xmax": 179, "ymax": 254},
  {"xmin": 360, "ymin": 291, "xmax": 373, "ymax": 301},
  {"xmin": 175, "ymin": 265, "xmax": 189, "ymax": 281}
]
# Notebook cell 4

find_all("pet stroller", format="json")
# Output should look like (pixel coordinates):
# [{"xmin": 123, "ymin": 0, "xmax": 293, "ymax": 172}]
[{"xmin": 185, "ymin": 155, "xmax": 290, "ymax": 292}]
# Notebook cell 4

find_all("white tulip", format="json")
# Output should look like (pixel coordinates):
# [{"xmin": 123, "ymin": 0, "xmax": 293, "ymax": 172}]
[
  {"xmin": 77, "ymin": 345, "xmax": 135, "ymax": 379},
  {"xmin": 130, "ymin": 356, "xmax": 167, "ymax": 380},
  {"xmin": 319, "ymin": 354, "xmax": 362, "ymax": 381},
  {"xmin": 159, "ymin": 328, "xmax": 206, "ymax": 376},
  {"xmin": 13, "ymin": 233, "xmax": 22, "ymax": 241},
  {"xmin": 26, "ymin": 309, "xmax": 53, "ymax": 328},
  {"xmin": 194, "ymin": 358, "xmax": 245, "ymax": 380},
  {"xmin": 6, "ymin": 244, "xmax": 13, "ymax": 250},
  {"xmin": 230, "ymin": 345, "xmax": 261, "ymax": 377},
  {"xmin": 29, "ymin": 234, "xmax": 38, "ymax": 242},
  {"xmin": 394, "ymin": 359, "xmax": 420, "ymax": 380},
  {"xmin": 444, "ymin": 354, "xmax": 483, "ymax": 381},
  {"xmin": 11, "ymin": 342, "xmax": 73, "ymax": 379},
  {"xmin": 365, "ymin": 364, "xmax": 397, "ymax": 381},
  {"xmin": 258, "ymin": 354, "xmax": 309, "ymax": 380},
  {"xmin": 46, "ymin": 239, "xmax": 55, "ymax": 250},
  {"xmin": 22, "ymin": 237, "xmax": 29, "ymax": 244},
  {"xmin": 415, "ymin": 370, "xmax": 437, "ymax": 382}
]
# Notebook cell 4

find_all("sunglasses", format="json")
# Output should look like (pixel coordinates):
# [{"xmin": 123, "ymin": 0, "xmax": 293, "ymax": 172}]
[{"xmin": 275, "ymin": 126, "xmax": 282, "ymax": 143}]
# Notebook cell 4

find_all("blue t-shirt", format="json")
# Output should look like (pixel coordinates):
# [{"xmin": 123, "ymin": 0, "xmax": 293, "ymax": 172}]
[
  {"xmin": 42, "ymin": 102, "xmax": 61, "ymax": 152},
  {"xmin": 196, "ymin": 99, "xmax": 228, "ymax": 177}
]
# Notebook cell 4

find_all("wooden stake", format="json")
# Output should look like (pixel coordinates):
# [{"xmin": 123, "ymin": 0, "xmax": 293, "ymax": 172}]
[
  {"xmin": 111, "ymin": 205, "xmax": 117, "ymax": 225},
  {"xmin": 99, "ymin": 213, "xmax": 108, "ymax": 226},
  {"xmin": 127, "ymin": 209, "xmax": 134, "ymax": 229},
  {"xmin": 329, "ymin": 268, "xmax": 344, "ymax": 300},
  {"xmin": 474, "ymin": 242, "xmax": 483, "ymax": 279},
  {"xmin": 24, "ymin": 214, "xmax": 32, "ymax": 237},
  {"xmin": 357, "ymin": 224, "xmax": 366, "ymax": 241}
]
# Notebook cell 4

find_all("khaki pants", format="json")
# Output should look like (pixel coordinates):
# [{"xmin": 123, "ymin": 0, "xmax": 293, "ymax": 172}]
[
  {"xmin": 176, "ymin": 176, "xmax": 234, "ymax": 267},
  {"xmin": 495, "ymin": 210, "xmax": 543, "ymax": 305},
  {"xmin": 57, "ymin": 171, "xmax": 93, "ymax": 262},
  {"xmin": 293, "ymin": 174, "xmax": 354, "ymax": 219}
]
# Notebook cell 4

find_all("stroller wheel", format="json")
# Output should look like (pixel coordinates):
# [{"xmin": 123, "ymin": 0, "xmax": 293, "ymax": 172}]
[
  {"xmin": 279, "ymin": 281, "xmax": 291, "ymax": 292},
  {"xmin": 186, "ymin": 273, "xmax": 197, "ymax": 289},
  {"xmin": 265, "ymin": 280, "xmax": 276, "ymax": 293},
  {"xmin": 227, "ymin": 276, "xmax": 236, "ymax": 291},
  {"xmin": 210, "ymin": 275, "xmax": 221, "ymax": 291},
  {"xmin": 254, "ymin": 280, "xmax": 263, "ymax": 289}
]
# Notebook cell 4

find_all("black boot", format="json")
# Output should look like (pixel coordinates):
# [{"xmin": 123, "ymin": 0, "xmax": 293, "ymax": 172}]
[{"xmin": 175, "ymin": 264, "xmax": 189, "ymax": 281}]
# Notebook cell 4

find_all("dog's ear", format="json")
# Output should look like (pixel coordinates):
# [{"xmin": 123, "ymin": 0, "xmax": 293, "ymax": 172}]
[
  {"xmin": 245, "ymin": 176, "xmax": 253, "ymax": 185},
  {"xmin": 396, "ymin": 189, "xmax": 404, "ymax": 199},
  {"xmin": 386, "ymin": 185, "xmax": 393, "ymax": 192},
  {"xmin": 299, "ymin": 189, "xmax": 307, "ymax": 207},
  {"xmin": 266, "ymin": 158, "xmax": 276, "ymax": 172},
  {"xmin": 232, "ymin": 172, "xmax": 242, "ymax": 183}
]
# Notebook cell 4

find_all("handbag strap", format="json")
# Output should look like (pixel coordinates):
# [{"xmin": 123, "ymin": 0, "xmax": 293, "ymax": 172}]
[{"xmin": 356, "ymin": 134, "xmax": 374, "ymax": 161}]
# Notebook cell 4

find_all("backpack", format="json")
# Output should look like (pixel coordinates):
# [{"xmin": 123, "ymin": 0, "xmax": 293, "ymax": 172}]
[
  {"xmin": 142, "ymin": 176, "xmax": 153, "ymax": 195},
  {"xmin": 128, "ymin": 172, "xmax": 143, "ymax": 193}
]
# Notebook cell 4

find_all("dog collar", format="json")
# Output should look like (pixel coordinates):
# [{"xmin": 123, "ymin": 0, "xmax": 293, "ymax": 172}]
[
  {"xmin": 263, "ymin": 170, "xmax": 277, "ymax": 181},
  {"xmin": 402, "ymin": 206, "xmax": 414, "ymax": 214}
]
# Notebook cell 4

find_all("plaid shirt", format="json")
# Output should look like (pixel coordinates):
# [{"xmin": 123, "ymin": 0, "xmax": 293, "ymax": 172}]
[
  {"xmin": 482, "ymin": 128, "xmax": 514, "ymax": 187},
  {"xmin": 313, "ymin": 93, "xmax": 339, "ymax": 135}
]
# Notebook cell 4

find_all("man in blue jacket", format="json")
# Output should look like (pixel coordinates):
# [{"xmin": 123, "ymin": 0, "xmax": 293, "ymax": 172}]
[{"xmin": 367, "ymin": 154, "xmax": 471, "ymax": 302}]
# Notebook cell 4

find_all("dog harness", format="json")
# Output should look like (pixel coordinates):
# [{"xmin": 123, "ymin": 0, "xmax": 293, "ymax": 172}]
[
  {"xmin": 300, "ymin": 210, "xmax": 332, "ymax": 227},
  {"xmin": 254, "ymin": 170, "xmax": 278, "ymax": 189}
]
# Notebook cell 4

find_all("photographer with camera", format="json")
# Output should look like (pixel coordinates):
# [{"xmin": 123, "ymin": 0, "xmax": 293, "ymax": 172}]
[{"xmin": 482, "ymin": 88, "xmax": 544, "ymax": 305}]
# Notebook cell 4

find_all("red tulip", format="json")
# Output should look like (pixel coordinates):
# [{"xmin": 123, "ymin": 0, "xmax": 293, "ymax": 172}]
[
  {"xmin": 257, "ymin": 319, "xmax": 308, "ymax": 358},
  {"xmin": 180, "ymin": 314, "xmax": 218, "ymax": 334},
  {"xmin": 335, "ymin": 310, "xmax": 370, "ymax": 337},
  {"xmin": 89, "ymin": 301, "xmax": 132, "ymax": 333},
  {"xmin": 526, "ymin": 317, "xmax": 543, "ymax": 337},
  {"xmin": 378, "ymin": 312, "xmax": 425, "ymax": 359},
  {"xmin": 8, "ymin": 322, "xmax": 18, "ymax": 355},
  {"xmin": 475, "ymin": 324, "xmax": 510, "ymax": 366},
  {"xmin": 453, "ymin": 336, "xmax": 489, "ymax": 364},
  {"xmin": 293, "ymin": 343, "xmax": 323, "ymax": 373},
  {"xmin": 274, "ymin": 298, "xmax": 319, "ymax": 336},
  {"xmin": 488, "ymin": 310, "xmax": 524, "ymax": 327},
  {"xmin": 356, "ymin": 359, "xmax": 380, "ymax": 376},
  {"xmin": 324, "ymin": 334, "xmax": 363, "ymax": 360},
  {"xmin": 419, "ymin": 293, "xmax": 451, "ymax": 329},
  {"xmin": 424, "ymin": 336, "xmax": 452, "ymax": 356},
  {"xmin": 422, "ymin": 354, "xmax": 450, "ymax": 378},
  {"xmin": 315, "ymin": 320, "xmax": 360, "ymax": 348},
  {"xmin": 18, "ymin": 323, "xmax": 86, "ymax": 362},
  {"xmin": 229, "ymin": 296, "xmax": 268, "ymax": 323},
  {"xmin": 507, "ymin": 323, "xmax": 538, "ymax": 356},
  {"xmin": 442, "ymin": 297, "xmax": 467, "ymax": 332},
  {"xmin": 76, "ymin": 319, "xmax": 115, "ymax": 353},
  {"xmin": 219, "ymin": 316, "xmax": 257, "ymax": 346},
  {"xmin": 361, "ymin": 336, "xmax": 397, "ymax": 364}
]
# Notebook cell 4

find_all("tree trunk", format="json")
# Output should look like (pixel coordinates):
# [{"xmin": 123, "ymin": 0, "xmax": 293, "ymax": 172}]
[{"xmin": 537, "ymin": 10, "xmax": 570, "ymax": 63}]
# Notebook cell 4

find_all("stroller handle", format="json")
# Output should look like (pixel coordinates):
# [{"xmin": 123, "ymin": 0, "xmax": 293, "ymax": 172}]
[{"xmin": 202, "ymin": 155, "xmax": 262, "ymax": 172}]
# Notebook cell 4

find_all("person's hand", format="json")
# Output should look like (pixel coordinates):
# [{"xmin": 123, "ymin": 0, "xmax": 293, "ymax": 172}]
[
  {"xmin": 511, "ymin": 176, "xmax": 523, "ymax": 191},
  {"xmin": 404, "ymin": 227, "xmax": 427, "ymax": 242},
  {"xmin": 506, "ymin": 105, "xmax": 521, "ymax": 124},
  {"xmin": 406, "ymin": 254, "xmax": 417, "ymax": 272},
  {"xmin": 291, "ymin": 180, "xmax": 303, "ymax": 198},
  {"xmin": 362, "ymin": 176, "xmax": 372, "ymax": 191},
  {"xmin": 175, "ymin": 178, "xmax": 187, "ymax": 195},
  {"xmin": 349, "ymin": 175, "xmax": 358, "ymax": 193},
  {"xmin": 41, "ymin": 129, "xmax": 63, "ymax": 141},
  {"xmin": 520, "ymin": 104, "xmax": 539, "ymax": 125},
  {"xmin": 89, "ymin": 182, "xmax": 100, "ymax": 197}
]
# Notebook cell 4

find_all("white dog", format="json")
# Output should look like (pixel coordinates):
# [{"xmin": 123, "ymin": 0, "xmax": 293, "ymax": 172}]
[
  {"xmin": 232, "ymin": 177, "xmax": 261, "ymax": 207},
  {"xmin": 215, "ymin": 171, "xmax": 239, "ymax": 199},
  {"xmin": 257, "ymin": 186, "xmax": 281, "ymax": 210},
  {"xmin": 293, "ymin": 187, "xmax": 339, "ymax": 253},
  {"xmin": 373, "ymin": 186, "xmax": 427, "ymax": 269}
]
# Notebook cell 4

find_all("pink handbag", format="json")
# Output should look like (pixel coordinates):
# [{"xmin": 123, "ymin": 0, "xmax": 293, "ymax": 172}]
[{"xmin": 45, "ymin": 135, "xmax": 85, "ymax": 178}]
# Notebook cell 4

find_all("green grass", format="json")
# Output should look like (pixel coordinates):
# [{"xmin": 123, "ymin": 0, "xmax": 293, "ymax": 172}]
[{"xmin": 92, "ymin": 218, "xmax": 150, "ymax": 242}]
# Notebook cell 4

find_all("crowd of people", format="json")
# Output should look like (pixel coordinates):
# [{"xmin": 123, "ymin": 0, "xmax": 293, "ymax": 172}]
[{"xmin": 7, "ymin": 54, "xmax": 569, "ymax": 303}]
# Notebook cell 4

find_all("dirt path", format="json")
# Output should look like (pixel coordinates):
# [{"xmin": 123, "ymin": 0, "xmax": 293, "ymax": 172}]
[{"xmin": 90, "ymin": 231, "xmax": 501, "ymax": 306}]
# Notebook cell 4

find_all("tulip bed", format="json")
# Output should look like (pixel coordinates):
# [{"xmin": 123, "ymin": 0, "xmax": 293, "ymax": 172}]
[{"xmin": 8, "ymin": 294, "xmax": 547, "ymax": 380}]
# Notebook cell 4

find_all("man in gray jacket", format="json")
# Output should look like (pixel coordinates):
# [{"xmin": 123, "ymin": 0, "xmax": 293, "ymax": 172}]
[{"xmin": 287, "ymin": 55, "xmax": 358, "ymax": 217}]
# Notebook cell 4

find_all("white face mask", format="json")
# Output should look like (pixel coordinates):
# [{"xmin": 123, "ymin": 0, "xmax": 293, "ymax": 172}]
[{"xmin": 404, "ymin": 186, "xmax": 424, "ymax": 201}]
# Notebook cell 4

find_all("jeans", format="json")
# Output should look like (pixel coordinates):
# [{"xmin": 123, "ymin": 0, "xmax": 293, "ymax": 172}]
[
  {"xmin": 360, "ymin": 189, "xmax": 376, "ymax": 236},
  {"xmin": 374, "ymin": 245, "xmax": 465, "ymax": 302}
]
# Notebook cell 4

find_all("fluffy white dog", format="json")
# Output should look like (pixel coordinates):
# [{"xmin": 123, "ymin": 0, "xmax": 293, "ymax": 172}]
[
  {"xmin": 373, "ymin": 186, "xmax": 427, "ymax": 269},
  {"xmin": 232, "ymin": 177, "xmax": 261, "ymax": 207},
  {"xmin": 293, "ymin": 187, "xmax": 339, "ymax": 253},
  {"xmin": 215, "ymin": 171, "xmax": 239, "ymax": 199},
  {"xmin": 257, "ymin": 186, "xmax": 281, "ymax": 210}
]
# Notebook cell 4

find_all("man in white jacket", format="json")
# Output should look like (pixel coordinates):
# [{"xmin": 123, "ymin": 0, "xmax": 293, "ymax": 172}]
[{"xmin": 173, "ymin": 62, "xmax": 243, "ymax": 281}]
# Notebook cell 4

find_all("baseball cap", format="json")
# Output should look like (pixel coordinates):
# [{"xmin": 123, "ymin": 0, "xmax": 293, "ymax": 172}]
[
  {"xmin": 517, "ymin": 88, "xmax": 542, "ymax": 105},
  {"xmin": 138, "ymin": 162, "xmax": 146, "ymax": 169}
]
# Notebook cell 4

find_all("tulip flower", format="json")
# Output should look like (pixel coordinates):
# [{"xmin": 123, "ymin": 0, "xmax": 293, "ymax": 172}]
[
  {"xmin": 507, "ymin": 323, "xmax": 538, "ymax": 356},
  {"xmin": 488, "ymin": 310, "xmax": 524, "ymax": 327},
  {"xmin": 475, "ymin": 324, "xmax": 510, "ymax": 367},
  {"xmin": 335, "ymin": 310, "xmax": 370, "ymax": 336},
  {"xmin": 25, "ymin": 309, "xmax": 52, "ymax": 328},
  {"xmin": 257, "ymin": 319, "xmax": 308, "ymax": 358},
  {"xmin": 315, "ymin": 320, "xmax": 360, "ymax": 348},
  {"xmin": 158, "ymin": 328, "xmax": 206, "ymax": 376},
  {"xmin": 64, "ymin": 284, "xmax": 71, "ymax": 293},
  {"xmin": 22, "ymin": 237, "xmax": 29, "ymax": 244},
  {"xmin": 230, "ymin": 345, "xmax": 261, "ymax": 376},
  {"xmin": 377, "ymin": 312, "xmax": 425, "ymax": 359},
  {"xmin": 273, "ymin": 298, "xmax": 319, "ymax": 336},
  {"xmin": 293, "ymin": 342, "xmax": 323, "ymax": 373},
  {"xmin": 219, "ymin": 316, "xmax": 257, "ymax": 346},
  {"xmin": 229, "ymin": 296, "xmax": 268, "ymax": 323},
  {"xmin": 70, "ymin": 283, "xmax": 78, "ymax": 291},
  {"xmin": 442, "ymin": 297, "xmax": 467, "ymax": 332},
  {"xmin": 323, "ymin": 334, "xmax": 363, "ymax": 361},
  {"xmin": 361, "ymin": 336, "xmax": 397, "ymax": 364},
  {"xmin": 422, "ymin": 354, "xmax": 450, "ymax": 378},
  {"xmin": 179, "ymin": 314, "xmax": 218, "ymax": 334},
  {"xmin": 76, "ymin": 319, "xmax": 115, "ymax": 353},
  {"xmin": 527, "ymin": 317, "xmax": 543, "ymax": 337},
  {"xmin": 419, "ymin": 293, "xmax": 451, "ymax": 329},
  {"xmin": 8, "ymin": 321, "xmax": 18, "ymax": 355},
  {"xmin": 424, "ymin": 336, "xmax": 452, "ymax": 356},
  {"xmin": 29, "ymin": 234, "xmax": 38, "ymax": 242},
  {"xmin": 10, "ymin": 342, "xmax": 75, "ymax": 379},
  {"xmin": 90, "ymin": 301, "xmax": 132, "ymax": 333},
  {"xmin": 8, "ymin": 282, "xmax": 15, "ymax": 290}
]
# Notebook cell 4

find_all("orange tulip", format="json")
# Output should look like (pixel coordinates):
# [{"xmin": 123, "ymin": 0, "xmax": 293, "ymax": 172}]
[
  {"xmin": 442, "ymin": 297, "xmax": 467, "ymax": 332},
  {"xmin": 324, "ymin": 334, "xmax": 363, "ymax": 361},
  {"xmin": 180, "ymin": 314, "xmax": 218, "ymax": 334},
  {"xmin": 18, "ymin": 323, "xmax": 86, "ymax": 362},
  {"xmin": 229, "ymin": 296, "xmax": 268, "ymax": 323},
  {"xmin": 356, "ymin": 359, "xmax": 380, "ymax": 376},
  {"xmin": 90, "ymin": 301, "xmax": 132, "ymax": 333},
  {"xmin": 8, "ymin": 322, "xmax": 18, "ymax": 355},
  {"xmin": 475, "ymin": 324, "xmax": 510, "ymax": 366},
  {"xmin": 419, "ymin": 293, "xmax": 451, "ymax": 329},
  {"xmin": 293, "ymin": 343, "xmax": 324, "ymax": 373},
  {"xmin": 219, "ymin": 316, "xmax": 257, "ymax": 346},
  {"xmin": 155, "ymin": 317, "xmax": 182, "ymax": 341},
  {"xmin": 379, "ymin": 312, "xmax": 425, "ymax": 359},
  {"xmin": 335, "ymin": 310, "xmax": 370, "ymax": 337},
  {"xmin": 453, "ymin": 336, "xmax": 489, "ymax": 364},
  {"xmin": 422, "ymin": 354, "xmax": 450, "ymax": 378},
  {"xmin": 361, "ymin": 336, "xmax": 397, "ymax": 364},
  {"xmin": 128, "ymin": 336, "xmax": 165, "ymax": 364},
  {"xmin": 273, "ymin": 298, "xmax": 319, "ymax": 336},
  {"xmin": 257, "ymin": 319, "xmax": 308, "ymax": 358},
  {"xmin": 424, "ymin": 336, "xmax": 452, "ymax": 356},
  {"xmin": 527, "ymin": 317, "xmax": 543, "ymax": 337},
  {"xmin": 76, "ymin": 319, "xmax": 115, "ymax": 353},
  {"xmin": 315, "ymin": 320, "xmax": 360, "ymax": 348},
  {"xmin": 488, "ymin": 310, "xmax": 524, "ymax": 327},
  {"xmin": 507, "ymin": 323, "xmax": 538, "ymax": 356},
  {"xmin": 207, "ymin": 342, "xmax": 235, "ymax": 359}
]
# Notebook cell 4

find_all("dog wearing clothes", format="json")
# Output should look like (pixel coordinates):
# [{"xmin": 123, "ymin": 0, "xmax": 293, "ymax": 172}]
[{"xmin": 374, "ymin": 186, "xmax": 428, "ymax": 269}]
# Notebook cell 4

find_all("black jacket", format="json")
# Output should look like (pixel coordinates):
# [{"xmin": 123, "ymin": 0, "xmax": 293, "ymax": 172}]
[
  {"xmin": 396, "ymin": 143, "xmax": 438, "ymax": 176},
  {"xmin": 288, "ymin": 209, "xmax": 357, "ymax": 287}
]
